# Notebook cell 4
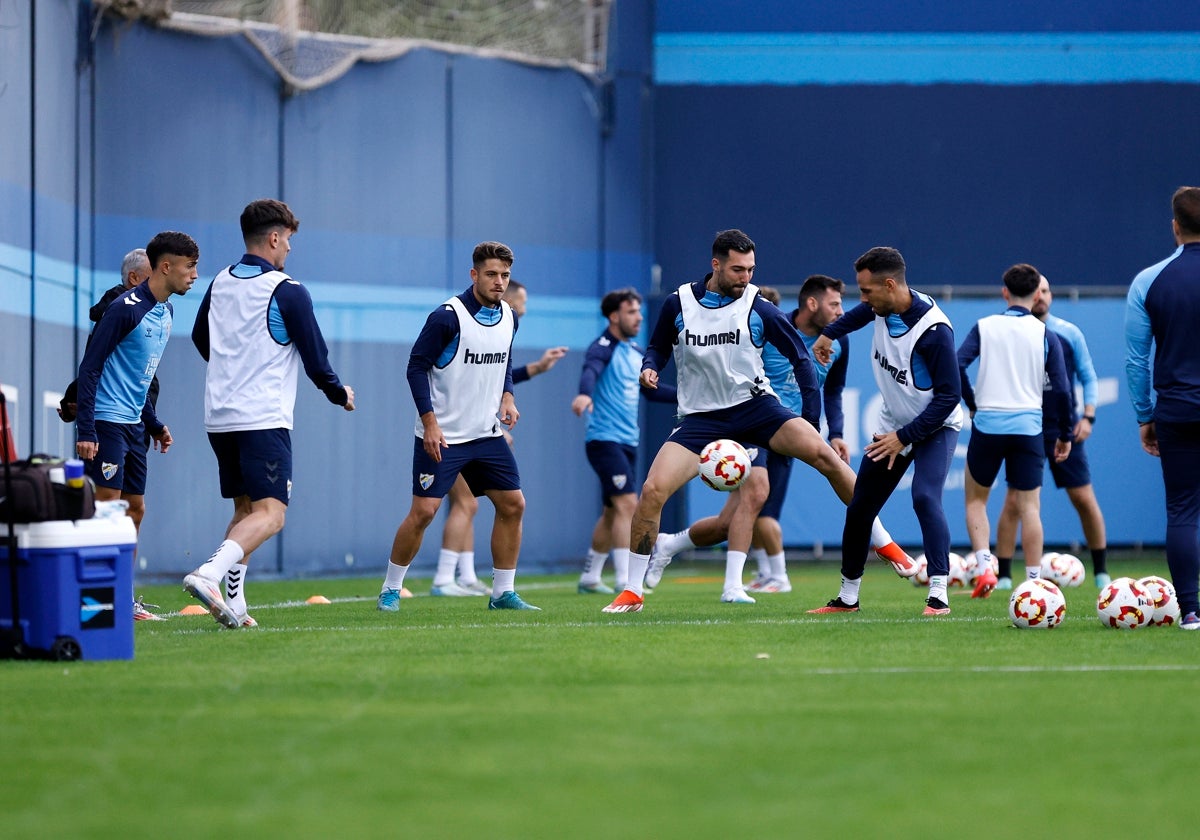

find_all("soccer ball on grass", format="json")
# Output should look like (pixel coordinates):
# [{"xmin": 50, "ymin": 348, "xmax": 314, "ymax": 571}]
[
  {"xmin": 1137, "ymin": 575, "xmax": 1180, "ymax": 627},
  {"xmin": 1009, "ymin": 579, "xmax": 1066, "ymax": 629},
  {"xmin": 698, "ymin": 439, "xmax": 752, "ymax": 492},
  {"xmin": 1096, "ymin": 577, "xmax": 1153, "ymax": 629}
]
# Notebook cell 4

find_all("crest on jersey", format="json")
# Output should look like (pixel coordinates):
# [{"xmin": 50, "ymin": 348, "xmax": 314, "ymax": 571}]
[
  {"xmin": 101, "ymin": 462, "xmax": 118, "ymax": 480},
  {"xmin": 612, "ymin": 474, "xmax": 627, "ymax": 490},
  {"xmin": 745, "ymin": 447, "xmax": 759, "ymax": 461},
  {"xmin": 419, "ymin": 473, "xmax": 435, "ymax": 490}
]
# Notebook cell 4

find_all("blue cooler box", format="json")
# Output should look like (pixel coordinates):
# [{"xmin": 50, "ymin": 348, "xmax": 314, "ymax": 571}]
[{"xmin": 0, "ymin": 518, "xmax": 137, "ymax": 660}]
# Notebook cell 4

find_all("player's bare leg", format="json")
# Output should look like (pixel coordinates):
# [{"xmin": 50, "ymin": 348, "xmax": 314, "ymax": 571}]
[{"xmin": 767, "ymin": 418, "xmax": 855, "ymax": 503}]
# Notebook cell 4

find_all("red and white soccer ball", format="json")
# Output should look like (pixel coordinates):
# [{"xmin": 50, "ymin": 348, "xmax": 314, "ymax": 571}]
[
  {"xmin": 910, "ymin": 554, "xmax": 929, "ymax": 587},
  {"xmin": 966, "ymin": 551, "xmax": 998, "ymax": 585},
  {"xmin": 1040, "ymin": 552, "xmax": 1064, "ymax": 584},
  {"xmin": 1009, "ymin": 578, "xmax": 1067, "ymax": 629},
  {"xmin": 1056, "ymin": 553, "xmax": 1086, "ymax": 588},
  {"xmin": 1096, "ymin": 577, "xmax": 1154, "ymax": 629},
  {"xmin": 697, "ymin": 439, "xmax": 751, "ymax": 492},
  {"xmin": 1137, "ymin": 575, "xmax": 1180, "ymax": 627},
  {"xmin": 947, "ymin": 552, "xmax": 971, "ymax": 588}
]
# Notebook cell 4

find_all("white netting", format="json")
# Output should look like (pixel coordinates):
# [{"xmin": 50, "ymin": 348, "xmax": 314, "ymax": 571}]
[{"xmin": 94, "ymin": 0, "xmax": 612, "ymax": 90}]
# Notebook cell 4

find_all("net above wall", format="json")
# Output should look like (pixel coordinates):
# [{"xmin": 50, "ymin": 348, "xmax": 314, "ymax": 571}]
[{"xmin": 94, "ymin": 0, "xmax": 613, "ymax": 90}]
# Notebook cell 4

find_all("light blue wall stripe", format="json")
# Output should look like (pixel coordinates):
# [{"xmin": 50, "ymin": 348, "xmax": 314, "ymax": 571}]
[
  {"xmin": 655, "ymin": 32, "xmax": 1200, "ymax": 85},
  {"xmin": 0, "ymin": 243, "xmax": 606, "ymax": 350}
]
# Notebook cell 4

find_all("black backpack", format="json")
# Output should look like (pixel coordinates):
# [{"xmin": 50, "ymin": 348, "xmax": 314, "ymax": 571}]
[{"xmin": 0, "ymin": 455, "xmax": 96, "ymax": 523}]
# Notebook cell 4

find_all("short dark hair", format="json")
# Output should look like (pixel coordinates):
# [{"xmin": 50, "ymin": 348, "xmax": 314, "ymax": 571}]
[
  {"xmin": 240, "ymin": 199, "xmax": 299, "ymax": 243},
  {"xmin": 1173, "ymin": 186, "xmax": 1200, "ymax": 235},
  {"xmin": 712, "ymin": 229, "xmax": 755, "ymax": 259},
  {"xmin": 601, "ymin": 287, "xmax": 642, "ymax": 317},
  {"xmin": 1002, "ymin": 263, "xmax": 1041, "ymax": 298},
  {"xmin": 757, "ymin": 285, "xmax": 781, "ymax": 306},
  {"xmin": 798, "ymin": 274, "xmax": 844, "ymax": 306},
  {"xmin": 473, "ymin": 241, "xmax": 514, "ymax": 269},
  {"xmin": 145, "ymin": 231, "xmax": 199, "ymax": 269},
  {"xmin": 504, "ymin": 279, "xmax": 526, "ymax": 296},
  {"xmin": 854, "ymin": 247, "xmax": 906, "ymax": 282}
]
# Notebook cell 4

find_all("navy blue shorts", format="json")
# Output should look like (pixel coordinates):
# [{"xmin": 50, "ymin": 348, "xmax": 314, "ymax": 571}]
[
  {"xmin": 208, "ymin": 428, "xmax": 293, "ymax": 505},
  {"xmin": 667, "ymin": 396, "xmax": 798, "ymax": 455},
  {"xmin": 1044, "ymin": 431, "xmax": 1091, "ymax": 489},
  {"xmin": 966, "ymin": 429, "xmax": 1044, "ymax": 491},
  {"xmin": 412, "ymin": 435, "xmax": 520, "ymax": 498},
  {"xmin": 85, "ymin": 420, "xmax": 148, "ymax": 494},
  {"xmin": 758, "ymin": 450, "xmax": 794, "ymax": 520},
  {"xmin": 585, "ymin": 440, "xmax": 638, "ymax": 504}
]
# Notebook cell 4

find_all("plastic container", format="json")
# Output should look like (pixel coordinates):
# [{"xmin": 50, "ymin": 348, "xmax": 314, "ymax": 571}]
[{"xmin": 0, "ymin": 517, "xmax": 137, "ymax": 660}]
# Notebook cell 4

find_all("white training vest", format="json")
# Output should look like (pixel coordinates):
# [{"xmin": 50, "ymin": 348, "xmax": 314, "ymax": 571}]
[
  {"xmin": 871, "ymin": 301, "xmax": 964, "ymax": 433},
  {"xmin": 204, "ymin": 266, "xmax": 300, "ymax": 432},
  {"xmin": 674, "ymin": 282, "xmax": 774, "ymax": 416},
  {"xmin": 973, "ymin": 312, "xmax": 1045, "ymax": 413},
  {"xmin": 417, "ymin": 296, "xmax": 513, "ymax": 445}
]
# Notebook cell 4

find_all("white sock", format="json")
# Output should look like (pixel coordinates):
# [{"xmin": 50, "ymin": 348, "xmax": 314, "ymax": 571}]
[
  {"xmin": 434, "ymin": 549, "xmax": 459, "ymax": 586},
  {"xmin": 928, "ymin": 576, "xmax": 948, "ymax": 602},
  {"xmin": 492, "ymin": 567, "xmax": 516, "ymax": 599},
  {"xmin": 768, "ymin": 551, "xmax": 787, "ymax": 581},
  {"xmin": 610, "ymin": 548, "xmax": 630, "ymax": 588},
  {"xmin": 194, "ymin": 539, "xmax": 244, "ymax": 583},
  {"xmin": 659, "ymin": 529, "xmax": 695, "ymax": 558},
  {"xmin": 870, "ymin": 518, "xmax": 891, "ymax": 549},
  {"xmin": 625, "ymin": 552, "xmax": 650, "ymax": 596},
  {"xmin": 456, "ymin": 551, "xmax": 479, "ymax": 584},
  {"xmin": 724, "ymin": 551, "xmax": 748, "ymax": 591},
  {"xmin": 1026, "ymin": 566, "xmax": 1041, "ymax": 580},
  {"xmin": 838, "ymin": 575, "xmax": 862, "ymax": 605},
  {"xmin": 749, "ymin": 546, "xmax": 769, "ymax": 577},
  {"xmin": 580, "ymin": 548, "xmax": 608, "ymax": 584},
  {"xmin": 382, "ymin": 561, "xmax": 409, "ymax": 593},
  {"xmin": 224, "ymin": 563, "xmax": 247, "ymax": 615}
]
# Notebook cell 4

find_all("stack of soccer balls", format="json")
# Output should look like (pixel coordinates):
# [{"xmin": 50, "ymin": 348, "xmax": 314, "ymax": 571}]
[
  {"xmin": 908, "ymin": 552, "xmax": 980, "ymax": 588},
  {"xmin": 1096, "ymin": 575, "xmax": 1179, "ymax": 629},
  {"xmin": 697, "ymin": 439, "xmax": 751, "ymax": 492}
]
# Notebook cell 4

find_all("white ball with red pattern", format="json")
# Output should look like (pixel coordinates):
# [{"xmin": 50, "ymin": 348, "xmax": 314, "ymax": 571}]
[
  {"xmin": 697, "ymin": 439, "xmax": 751, "ymax": 492},
  {"xmin": 1009, "ymin": 578, "xmax": 1067, "ymax": 629},
  {"xmin": 1096, "ymin": 577, "xmax": 1154, "ymax": 629},
  {"xmin": 1137, "ymin": 575, "xmax": 1180, "ymax": 627}
]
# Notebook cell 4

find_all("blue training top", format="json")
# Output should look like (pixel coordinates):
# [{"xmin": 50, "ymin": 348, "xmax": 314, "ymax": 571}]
[{"xmin": 577, "ymin": 327, "xmax": 676, "ymax": 446}]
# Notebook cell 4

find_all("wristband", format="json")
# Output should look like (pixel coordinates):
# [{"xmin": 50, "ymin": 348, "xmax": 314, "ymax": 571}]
[{"xmin": 1082, "ymin": 415, "xmax": 1095, "ymax": 424}]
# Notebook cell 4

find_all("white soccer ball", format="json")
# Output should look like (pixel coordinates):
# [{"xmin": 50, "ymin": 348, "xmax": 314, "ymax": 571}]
[
  {"xmin": 1009, "ymin": 578, "xmax": 1067, "ymax": 629},
  {"xmin": 911, "ymin": 554, "xmax": 929, "ymax": 587},
  {"xmin": 697, "ymin": 439, "xmax": 751, "ymax": 492},
  {"xmin": 1056, "ymin": 553, "xmax": 1085, "ymax": 587},
  {"xmin": 1096, "ymin": 577, "xmax": 1154, "ymax": 629},
  {"xmin": 966, "ymin": 551, "xmax": 998, "ymax": 585},
  {"xmin": 1039, "ymin": 552, "xmax": 1063, "ymax": 584},
  {"xmin": 1137, "ymin": 575, "xmax": 1180, "ymax": 627},
  {"xmin": 947, "ymin": 552, "xmax": 970, "ymax": 588}
]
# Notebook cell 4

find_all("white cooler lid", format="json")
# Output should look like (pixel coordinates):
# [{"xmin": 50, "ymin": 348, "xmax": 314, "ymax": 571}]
[{"xmin": 12, "ymin": 517, "xmax": 138, "ymax": 549}]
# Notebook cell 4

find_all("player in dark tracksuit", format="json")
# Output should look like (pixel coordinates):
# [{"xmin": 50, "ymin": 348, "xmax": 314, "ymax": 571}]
[{"xmin": 1125, "ymin": 185, "xmax": 1200, "ymax": 629}]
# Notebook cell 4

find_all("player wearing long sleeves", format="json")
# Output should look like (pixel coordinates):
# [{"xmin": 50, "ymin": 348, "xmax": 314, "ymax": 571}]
[
  {"xmin": 602, "ymin": 229, "xmax": 873, "ymax": 614},
  {"xmin": 377, "ymin": 241, "xmax": 538, "ymax": 613},
  {"xmin": 994, "ymin": 273, "xmax": 1110, "ymax": 590},
  {"xmin": 572, "ymin": 288, "xmax": 677, "ymax": 594},
  {"xmin": 184, "ymin": 200, "xmax": 355, "ymax": 629},
  {"xmin": 957, "ymin": 263, "xmax": 1072, "ymax": 599},
  {"xmin": 807, "ymin": 247, "xmax": 964, "ymax": 616},
  {"xmin": 75, "ymin": 233, "xmax": 197, "ymax": 540},
  {"xmin": 1124, "ymin": 185, "xmax": 1200, "ymax": 630}
]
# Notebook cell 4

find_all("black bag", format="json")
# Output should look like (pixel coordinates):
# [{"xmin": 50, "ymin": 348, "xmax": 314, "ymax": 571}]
[{"xmin": 0, "ymin": 455, "xmax": 95, "ymax": 523}]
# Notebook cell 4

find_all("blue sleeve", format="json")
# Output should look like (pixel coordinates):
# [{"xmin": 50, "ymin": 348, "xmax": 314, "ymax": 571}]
[
  {"xmin": 1044, "ymin": 332, "xmax": 1073, "ymax": 441},
  {"xmin": 821, "ymin": 302, "xmax": 875, "ymax": 340},
  {"xmin": 823, "ymin": 336, "xmax": 849, "ymax": 440},
  {"xmin": 406, "ymin": 305, "xmax": 460, "ymax": 417},
  {"xmin": 643, "ymin": 382, "xmax": 677, "ymax": 404},
  {"xmin": 956, "ymin": 324, "xmax": 981, "ymax": 414},
  {"xmin": 512, "ymin": 365, "xmax": 531, "ymax": 385},
  {"xmin": 274, "ymin": 281, "xmax": 346, "ymax": 406},
  {"xmin": 898, "ymin": 326, "xmax": 962, "ymax": 446},
  {"xmin": 642, "ymin": 293, "xmax": 683, "ymax": 374},
  {"xmin": 757, "ymin": 299, "xmax": 820, "ymax": 427},
  {"xmin": 577, "ymin": 337, "xmax": 615, "ymax": 396},
  {"xmin": 191, "ymin": 282, "xmax": 213, "ymax": 361},
  {"xmin": 1124, "ymin": 276, "xmax": 1155, "ymax": 423},
  {"xmin": 74, "ymin": 304, "xmax": 137, "ymax": 441},
  {"xmin": 1061, "ymin": 322, "xmax": 1099, "ymax": 408}
]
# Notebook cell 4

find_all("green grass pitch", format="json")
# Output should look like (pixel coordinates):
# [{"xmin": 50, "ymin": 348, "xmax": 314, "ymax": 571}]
[{"xmin": 2, "ymin": 556, "xmax": 1196, "ymax": 838}]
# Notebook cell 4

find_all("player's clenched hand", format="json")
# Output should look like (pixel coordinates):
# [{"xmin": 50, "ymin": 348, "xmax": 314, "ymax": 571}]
[
  {"xmin": 152, "ymin": 425, "xmax": 173, "ymax": 454},
  {"xmin": 420, "ymin": 413, "xmax": 447, "ymax": 462},
  {"xmin": 811, "ymin": 335, "xmax": 833, "ymax": 366},
  {"xmin": 499, "ymin": 393, "xmax": 519, "ymax": 430},
  {"xmin": 342, "ymin": 385, "xmax": 356, "ymax": 411},
  {"xmin": 571, "ymin": 394, "xmax": 593, "ymax": 416},
  {"xmin": 640, "ymin": 369, "xmax": 658, "ymax": 389}
]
